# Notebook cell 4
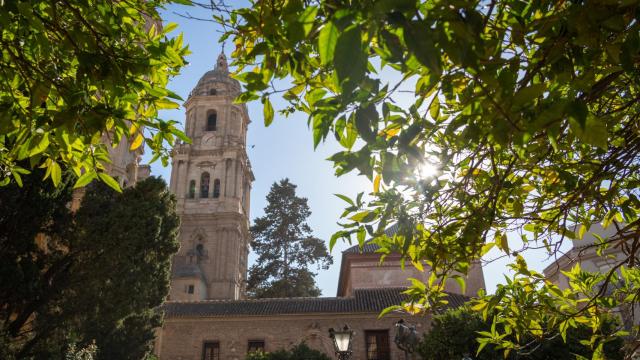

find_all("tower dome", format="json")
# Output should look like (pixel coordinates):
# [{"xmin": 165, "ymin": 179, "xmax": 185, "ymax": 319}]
[{"xmin": 190, "ymin": 51, "xmax": 241, "ymax": 97}]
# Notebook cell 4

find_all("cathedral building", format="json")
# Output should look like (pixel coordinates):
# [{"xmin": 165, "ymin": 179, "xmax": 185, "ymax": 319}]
[
  {"xmin": 167, "ymin": 52, "xmax": 252, "ymax": 302},
  {"xmin": 153, "ymin": 52, "xmax": 484, "ymax": 360}
]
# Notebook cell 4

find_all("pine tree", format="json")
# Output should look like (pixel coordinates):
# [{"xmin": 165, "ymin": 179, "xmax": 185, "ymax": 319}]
[{"xmin": 248, "ymin": 179, "xmax": 332, "ymax": 298}]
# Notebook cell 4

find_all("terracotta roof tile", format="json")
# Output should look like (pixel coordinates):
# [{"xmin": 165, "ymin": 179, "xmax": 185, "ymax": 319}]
[{"xmin": 163, "ymin": 288, "xmax": 468, "ymax": 318}]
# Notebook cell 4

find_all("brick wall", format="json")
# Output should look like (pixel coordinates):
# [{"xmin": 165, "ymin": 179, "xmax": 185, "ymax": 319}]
[{"xmin": 156, "ymin": 312, "xmax": 429, "ymax": 360}]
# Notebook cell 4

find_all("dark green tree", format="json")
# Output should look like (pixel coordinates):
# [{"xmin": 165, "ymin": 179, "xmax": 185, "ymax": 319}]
[
  {"xmin": 248, "ymin": 178, "xmax": 332, "ymax": 298},
  {"xmin": 0, "ymin": 168, "xmax": 76, "ymax": 359},
  {"xmin": 66, "ymin": 176, "xmax": 180, "ymax": 360},
  {"xmin": 0, "ymin": 173, "xmax": 179, "ymax": 359},
  {"xmin": 418, "ymin": 307, "xmax": 625, "ymax": 360}
]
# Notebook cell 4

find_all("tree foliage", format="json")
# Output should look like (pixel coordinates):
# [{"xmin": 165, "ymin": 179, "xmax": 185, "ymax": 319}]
[
  {"xmin": 223, "ymin": 0, "xmax": 640, "ymax": 357},
  {"xmin": 418, "ymin": 306, "xmax": 624, "ymax": 360},
  {"xmin": 0, "ymin": 0, "xmax": 190, "ymax": 190},
  {"xmin": 245, "ymin": 343, "xmax": 331, "ymax": 360},
  {"xmin": 0, "ymin": 173, "xmax": 179, "ymax": 359},
  {"xmin": 248, "ymin": 178, "xmax": 333, "ymax": 298}
]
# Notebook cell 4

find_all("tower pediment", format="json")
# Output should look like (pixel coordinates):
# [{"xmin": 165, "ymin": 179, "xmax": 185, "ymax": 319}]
[{"xmin": 196, "ymin": 161, "xmax": 216, "ymax": 168}]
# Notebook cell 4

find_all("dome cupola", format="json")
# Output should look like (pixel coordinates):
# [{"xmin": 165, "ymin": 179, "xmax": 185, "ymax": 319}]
[{"xmin": 189, "ymin": 50, "xmax": 241, "ymax": 97}]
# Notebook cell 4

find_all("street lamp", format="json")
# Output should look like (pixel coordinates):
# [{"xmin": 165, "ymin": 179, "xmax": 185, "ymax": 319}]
[
  {"xmin": 329, "ymin": 325, "xmax": 354, "ymax": 360},
  {"xmin": 394, "ymin": 319, "xmax": 419, "ymax": 360}
]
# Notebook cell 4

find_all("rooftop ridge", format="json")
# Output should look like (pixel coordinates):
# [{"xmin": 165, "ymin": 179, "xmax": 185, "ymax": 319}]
[
  {"xmin": 165, "ymin": 287, "xmax": 411, "ymax": 304},
  {"xmin": 162, "ymin": 288, "xmax": 469, "ymax": 318}
]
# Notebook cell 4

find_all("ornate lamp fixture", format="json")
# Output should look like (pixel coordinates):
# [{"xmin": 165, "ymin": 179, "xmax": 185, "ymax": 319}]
[
  {"xmin": 394, "ymin": 319, "xmax": 419, "ymax": 360},
  {"xmin": 329, "ymin": 325, "xmax": 354, "ymax": 360}
]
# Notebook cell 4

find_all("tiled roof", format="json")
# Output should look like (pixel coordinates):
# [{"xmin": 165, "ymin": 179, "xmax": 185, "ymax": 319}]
[
  {"xmin": 343, "ymin": 242, "xmax": 381, "ymax": 254},
  {"xmin": 343, "ymin": 223, "xmax": 399, "ymax": 254},
  {"xmin": 163, "ymin": 288, "xmax": 468, "ymax": 318}
]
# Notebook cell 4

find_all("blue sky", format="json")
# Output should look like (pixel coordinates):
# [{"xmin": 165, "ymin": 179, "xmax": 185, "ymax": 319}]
[{"xmin": 150, "ymin": 3, "xmax": 563, "ymax": 297}]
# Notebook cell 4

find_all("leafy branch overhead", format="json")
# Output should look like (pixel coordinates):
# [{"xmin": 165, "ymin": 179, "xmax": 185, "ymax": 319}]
[
  {"xmin": 223, "ymin": 0, "xmax": 640, "ymax": 358},
  {"xmin": 0, "ymin": 1, "xmax": 190, "ymax": 191}
]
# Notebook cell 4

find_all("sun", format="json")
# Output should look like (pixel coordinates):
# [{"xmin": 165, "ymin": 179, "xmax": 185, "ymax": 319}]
[{"xmin": 416, "ymin": 161, "xmax": 439, "ymax": 180}]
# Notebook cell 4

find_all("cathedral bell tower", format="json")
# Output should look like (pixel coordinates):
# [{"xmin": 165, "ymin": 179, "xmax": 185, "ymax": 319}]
[{"xmin": 168, "ymin": 51, "xmax": 253, "ymax": 301}]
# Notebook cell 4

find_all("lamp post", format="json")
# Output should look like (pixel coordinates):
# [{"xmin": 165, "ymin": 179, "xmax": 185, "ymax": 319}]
[
  {"xmin": 394, "ymin": 319, "xmax": 419, "ymax": 360},
  {"xmin": 329, "ymin": 325, "xmax": 354, "ymax": 360}
]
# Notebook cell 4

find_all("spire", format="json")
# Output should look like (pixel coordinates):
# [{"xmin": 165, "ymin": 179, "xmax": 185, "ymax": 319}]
[{"xmin": 215, "ymin": 47, "xmax": 228, "ymax": 73}]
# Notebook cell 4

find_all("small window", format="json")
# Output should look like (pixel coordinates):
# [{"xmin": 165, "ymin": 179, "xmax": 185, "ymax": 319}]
[
  {"xmin": 203, "ymin": 342, "xmax": 220, "ymax": 360},
  {"xmin": 209, "ymin": 88, "xmax": 217, "ymax": 96},
  {"xmin": 187, "ymin": 285, "xmax": 194, "ymax": 294},
  {"xmin": 207, "ymin": 112, "xmax": 217, "ymax": 131},
  {"xmin": 247, "ymin": 340, "xmax": 265, "ymax": 354},
  {"xmin": 188, "ymin": 180, "xmax": 196, "ymax": 199},
  {"xmin": 365, "ymin": 330, "xmax": 390, "ymax": 360},
  {"xmin": 201, "ymin": 172, "xmax": 210, "ymax": 198},
  {"xmin": 213, "ymin": 179, "xmax": 221, "ymax": 198}
]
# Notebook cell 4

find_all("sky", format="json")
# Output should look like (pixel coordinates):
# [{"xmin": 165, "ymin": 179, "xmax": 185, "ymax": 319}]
[{"xmin": 149, "ymin": 3, "xmax": 566, "ymax": 297}]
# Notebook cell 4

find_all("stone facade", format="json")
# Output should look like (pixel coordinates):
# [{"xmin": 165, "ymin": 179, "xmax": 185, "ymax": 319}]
[
  {"xmin": 168, "ymin": 52, "xmax": 253, "ymax": 302},
  {"xmin": 338, "ymin": 245, "xmax": 485, "ymax": 298},
  {"xmin": 158, "ymin": 312, "xmax": 426, "ymax": 360}
]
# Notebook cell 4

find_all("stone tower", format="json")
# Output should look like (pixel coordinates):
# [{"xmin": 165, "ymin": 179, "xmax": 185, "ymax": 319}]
[{"xmin": 168, "ymin": 52, "xmax": 253, "ymax": 301}]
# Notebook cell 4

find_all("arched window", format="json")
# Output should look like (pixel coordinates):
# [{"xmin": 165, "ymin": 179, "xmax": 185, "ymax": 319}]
[
  {"xmin": 207, "ymin": 112, "xmax": 217, "ymax": 131},
  {"xmin": 196, "ymin": 244, "xmax": 205, "ymax": 264},
  {"xmin": 213, "ymin": 179, "xmax": 221, "ymax": 198},
  {"xmin": 209, "ymin": 88, "xmax": 217, "ymax": 96},
  {"xmin": 200, "ymin": 172, "xmax": 210, "ymax": 198},
  {"xmin": 188, "ymin": 180, "xmax": 196, "ymax": 199}
]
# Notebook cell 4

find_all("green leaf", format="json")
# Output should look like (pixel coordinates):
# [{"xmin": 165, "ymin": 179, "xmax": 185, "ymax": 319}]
[
  {"xmin": 429, "ymin": 96, "xmax": 440, "ymax": 120},
  {"xmin": 29, "ymin": 133, "xmax": 50, "ymax": 157},
  {"xmin": 569, "ymin": 115, "xmax": 608, "ymax": 150},
  {"xmin": 404, "ymin": 20, "xmax": 440, "ymax": 75},
  {"xmin": 98, "ymin": 172, "xmax": 122, "ymax": 193},
  {"xmin": 495, "ymin": 232, "xmax": 509, "ymax": 253},
  {"xmin": 172, "ymin": 128, "xmax": 191, "ymax": 144},
  {"xmin": 155, "ymin": 98, "xmax": 180, "ymax": 109},
  {"xmin": 355, "ymin": 105, "xmax": 378, "ymax": 143},
  {"xmin": 298, "ymin": 6, "xmax": 318, "ymax": 36},
  {"xmin": 318, "ymin": 21, "xmax": 338, "ymax": 65},
  {"xmin": 334, "ymin": 193, "xmax": 354, "ymax": 206},
  {"xmin": 512, "ymin": 84, "xmax": 546, "ymax": 107},
  {"xmin": 334, "ymin": 25, "xmax": 366, "ymax": 93},
  {"xmin": 50, "ymin": 161, "xmax": 61, "ymax": 186},
  {"xmin": 263, "ymin": 97, "xmax": 274, "ymax": 126},
  {"xmin": 577, "ymin": 224, "xmax": 587, "ymax": 240},
  {"xmin": 452, "ymin": 275, "xmax": 467, "ymax": 295},
  {"xmin": 378, "ymin": 305, "xmax": 402, "ymax": 318},
  {"xmin": 163, "ymin": 22, "xmax": 178, "ymax": 34},
  {"xmin": 12, "ymin": 172, "xmax": 23, "ymax": 187},
  {"xmin": 330, "ymin": 230, "xmax": 348, "ymax": 252},
  {"xmin": 350, "ymin": 210, "xmax": 375, "ymax": 222},
  {"xmin": 74, "ymin": 171, "xmax": 96, "ymax": 189}
]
